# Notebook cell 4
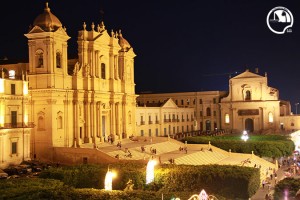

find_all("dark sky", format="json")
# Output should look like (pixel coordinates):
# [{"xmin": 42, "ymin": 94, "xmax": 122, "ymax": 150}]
[{"xmin": 0, "ymin": 1, "xmax": 300, "ymax": 112}]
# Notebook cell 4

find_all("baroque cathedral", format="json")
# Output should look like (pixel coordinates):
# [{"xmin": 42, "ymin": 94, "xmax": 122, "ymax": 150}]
[{"xmin": 0, "ymin": 3, "xmax": 137, "ymax": 167}]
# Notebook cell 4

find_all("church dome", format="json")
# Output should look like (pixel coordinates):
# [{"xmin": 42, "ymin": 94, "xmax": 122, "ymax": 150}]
[
  {"xmin": 118, "ymin": 30, "xmax": 131, "ymax": 50},
  {"xmin": 33, "ymin": 2, "xmax": 62, "ymax": 32}
]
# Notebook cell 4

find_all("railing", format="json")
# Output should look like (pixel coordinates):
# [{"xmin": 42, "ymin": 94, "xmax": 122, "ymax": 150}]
[
  {"xmin": 141, "ymin": 121, "xmax": 145, "ymax": 125},
  {"xmin": 148, "ymin": 121, "xmax": 153, "ymax": 124},
  {"xmin": 1, "ymin": 122, "xmax": 35, "ymax": 129}
]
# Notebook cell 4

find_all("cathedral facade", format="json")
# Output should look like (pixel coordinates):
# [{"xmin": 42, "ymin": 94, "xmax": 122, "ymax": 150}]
[{"xmin": 24, "ymin": 3, "xmax": 136, "ymax": 161}]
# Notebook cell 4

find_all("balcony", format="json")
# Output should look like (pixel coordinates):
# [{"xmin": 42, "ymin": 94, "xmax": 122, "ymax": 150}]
[
  {"xmin": 164, "ymin": 119, "xmax": 170, "ymax": 123},
  {"xmin": 141, "ymin": 121, "xmax": 145, "ymax": 125},
  {"xmin": 172, "ymin": 119, "xmax": 177, "ymax": 122},
  {"xmin": 149, "ymin": 121, "xmax": 153, "ymax": 124},
  {"xmin": 182, "ymin": 119, "xmax": 185, "ymax": 122},
  {"xmin": 1, "ymin": 122, "xmax": 35, "ymax": 129},
  {"xmin": 155, "ymin": 120, "xmax": 160, "ymax": 124}
]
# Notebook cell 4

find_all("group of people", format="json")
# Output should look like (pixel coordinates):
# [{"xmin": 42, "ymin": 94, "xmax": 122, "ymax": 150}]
[{"xmin": 179, "ymin": 146, "xmax": 188, "ymax": 154}]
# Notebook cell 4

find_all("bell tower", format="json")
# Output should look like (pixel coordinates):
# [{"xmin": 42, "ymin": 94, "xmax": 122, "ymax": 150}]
[{"xmin": 24, "ymin": 2, "xmax": 70, "ymax": 89}]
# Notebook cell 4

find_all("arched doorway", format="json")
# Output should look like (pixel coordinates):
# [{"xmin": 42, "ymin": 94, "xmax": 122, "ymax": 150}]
[
  {"xmin": 205, "ymin": 120, "xmax": 211, "ymax": 131},
  {"xmin": 245, "ymin": 118, "xmax": 254, "ymax": 133}
]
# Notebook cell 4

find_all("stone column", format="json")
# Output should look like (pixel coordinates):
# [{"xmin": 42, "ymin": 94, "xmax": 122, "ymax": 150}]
[
  {"xmin": 73, "ymin": 100, "xmax": 79, "ymax": 147},
  {"xmin": 84, "ymin": 101, "xmax": 90, "ymax": 143},
  {"xmin": 98, "ymin": 102, "xmax": 103, "ymax": 141},
  {"xmin": 110, "ymin": 101, "xmax": 115, "ymax": 135}
]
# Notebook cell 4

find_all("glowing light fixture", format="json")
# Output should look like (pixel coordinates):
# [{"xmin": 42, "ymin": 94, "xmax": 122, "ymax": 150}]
[
  {"xmin": 241, "ymin": 130, "xmax": 249, "ymax": 142},
  {"xmin": 225, "ymin": 113, "xmax": 230, "ymax": 124},
  {"xmin": 8, "ymin": 70, "xmax": 15, "ymax": 79},
  {"xmin": 104, "ymin": 167, "xmax": 116, "ymax": 191},
  {"xmin": 146, "ymin": 158, "xmax": 156, "ymax": 184}
]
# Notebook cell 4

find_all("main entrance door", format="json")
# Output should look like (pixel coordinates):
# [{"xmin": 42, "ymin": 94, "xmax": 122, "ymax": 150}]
[
  {"xmin": 245, "ymin": 118, "xmax": 254, "ymax": 133},
  {"xmin": 205, "ymin": 120, "xmax": 211, "ymax": 131}
]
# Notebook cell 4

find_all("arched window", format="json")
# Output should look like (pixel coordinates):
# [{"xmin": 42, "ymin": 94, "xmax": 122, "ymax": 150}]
[
  {"xmin": 245, "ymin": 90, "xmax": 251, "ymax": 100},
  {"xmin": 101, "ymin": 63, "xmax": 106, "ymax": 79},
  {"xmin": 206, "ymin": 107, "xmax": 211, "ymax": 116},
  {"xmin": 36, "ymin": 50, "xmax": 44, "ymax": 68},
  {"xmin": 56, "ymin": 52, "xmax": 61, "ymax": 68},
  {"xmin": 38, "ymin": 116, "xmax": 45, "ymax": 130},
  {"xmin": 268, "ymin": 112, "xmax": 273, "ymax": 123},
  {"xmin": 225, "ymin": 113, "xmax": 230, "ymax": 124}
]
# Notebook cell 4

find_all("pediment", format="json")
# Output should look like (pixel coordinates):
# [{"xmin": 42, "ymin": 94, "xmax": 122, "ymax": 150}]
[
  {"xmin": 54, "ymin": 27, "xmax": 69, "ymax": 37},
  {"xmin": 93, "ymin": 30, "xmax": 111, "ymax": 43},
  {"xmin": 232, "ymin": 70, "xmax": 263, "ymax": 79},
  {"xmin": 28, "ymin": 26, "xmax": 45, "ymax": 33},
  {"xmin": 162, "ymin": 98, "xmax": 178, "ymax": 108}
]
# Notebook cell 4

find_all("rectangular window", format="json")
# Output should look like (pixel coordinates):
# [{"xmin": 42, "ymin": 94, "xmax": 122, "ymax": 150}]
[
  {"xmin": 156, "ymin": 128, "xmax": 158, "ymax": 136},
  {"xmin": 199, "ymin": 99, "xmax": 202, "ymax": 104},
  {"xmin": 11, "ymin": 84, "xmax": 16, "ymax": 95},
  {"xmin": 101, "ymin": 63, "xmax": 106, "ymax": 79},
  {"xmin": 200, "ymin": 111, "xmax": 203, "ymax": 117},
  {"xmin": 181, "ymin": 100, "xmax": 184, "ymax": 105},
  {"xmin": 193, "ymin": 99, "xmax": 195, "ymax": 105},
  {"xmin": 213, "ymin": 111, "xmax": 216, "ymax": 116},
  {"xmin": 12, "ymin": 142, "xmax": 17, "ymax": 154},
  {"xmin": 11, "ymin": 111, "xmax": 17, "ymax": 127},
  {"xmin": 149, "ymin": 129, "xmax": 152, "ymax": 137},
  {"xmin": 141, "ymin": 130, "xmax": 144, "ymax": 136},
  {"xmin": 225, "ymin": 114, "xmax": 230, "ymax": 124},
  {"xmin": 213, "ymin": 98, "xmax": 216, "ymax": 104},
  {"xmin": 175, "ymin": 100, "xmax": 178, "ymax": 105}
]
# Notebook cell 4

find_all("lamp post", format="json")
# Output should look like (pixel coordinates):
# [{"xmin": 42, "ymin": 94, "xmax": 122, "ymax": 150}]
[
  {"xmin": 295, "ymin": 103, "xmax": 299, "ymax": 115},
  {"xmin": 146, "ymin": 158, "xmax": 156, "ymax": 184},
  {"xmin": 104, "ymin": 167, "xmax": 116, "ymax": 191}
]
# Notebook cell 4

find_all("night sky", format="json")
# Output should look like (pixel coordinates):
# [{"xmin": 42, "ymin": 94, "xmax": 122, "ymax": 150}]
[{"xmin": 0, "ymin": 1, "xmax": 300, "ymax": 111}]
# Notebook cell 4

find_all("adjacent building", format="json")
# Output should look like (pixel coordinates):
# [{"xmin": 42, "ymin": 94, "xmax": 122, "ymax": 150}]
[
  {"xmin": 136, "ymin": 98, "xmax": 195, "ymax": 137},
  {"xmin": 137, "ymin": 91, "xmax": 227, "ymax": 132},
  {"xmin": 0, "ymin": 70, "xmax": 32, "ymax": 168},
  {"xmin": 220, "ymin": 69, "xmax": 290, "ymax": 133}
]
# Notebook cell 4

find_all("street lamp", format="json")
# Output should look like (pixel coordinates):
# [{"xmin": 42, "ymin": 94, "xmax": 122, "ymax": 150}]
[
  {"xmin": 241, "ymin": 130, "xmax": 249, "ymax": 142},
  {"xmin": 146, "ymin": 158, "xmax": 157, "ymax": 184},
  {"xmin": 104, "ymin": 167, "xmax": 116, "ymax": 191},
  {"xmin": 295, "ymin": 103, "xmax": 299, "ymax": 115}
]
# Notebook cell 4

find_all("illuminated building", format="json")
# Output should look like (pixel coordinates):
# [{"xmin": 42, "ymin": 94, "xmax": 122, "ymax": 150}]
[
  {"xmin": 136, "ymin": 98, "xmax": 195, "ymax": 137},
  {"xmin": 0, "ymin": 70, "xmax": 32, "ymax": 168},
  {"xmin": 137, "ymin": 91, "xmax": 227, "ymax": 132}
]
